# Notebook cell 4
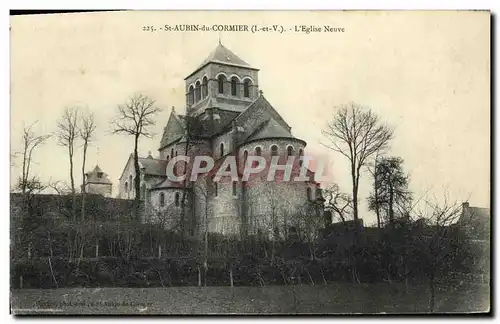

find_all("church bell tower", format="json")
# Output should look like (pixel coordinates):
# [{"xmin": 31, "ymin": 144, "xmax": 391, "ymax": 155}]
[{"xmin": 184, "ymin": 42, "xmax": 260, "ymax": 116}]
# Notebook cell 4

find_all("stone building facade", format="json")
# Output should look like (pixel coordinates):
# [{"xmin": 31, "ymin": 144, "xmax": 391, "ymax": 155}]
[{"xmin": 118, "ymin": 43, "xmax": 324, "ymax": 238}]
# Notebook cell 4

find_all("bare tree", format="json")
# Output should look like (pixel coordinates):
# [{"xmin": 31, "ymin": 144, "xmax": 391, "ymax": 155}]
[
  {"xmin": 111, "ymin": 94, "xmax": 161, "ymax": 219},
  {"xmin": 15, "ymin": 121, "xmax": 51, "ymax": 194},
  {"xmin": 56, "ymin": 107, "xmax": 79, "ymax": 220},
  {"xmin": 322, "ymin": 103, "xmax": 393, "ymax": 241},
  {"xmin": 295, "ymin": 203, "xmax": 324, "ymax": 261},
  {"xmin": 47, "ymin": 178, "xmax": 72, "ymax": 195},
  {"xmin": 78, "ymin": 110, "xmax": 97, "ymax": 221},
  {"xmin": 322, "ymin": 183, "xmax": 353, "ymax": 228},
  {"xmin": 413, "ymin": 195, "xmax": 464, "ymax": 312}
]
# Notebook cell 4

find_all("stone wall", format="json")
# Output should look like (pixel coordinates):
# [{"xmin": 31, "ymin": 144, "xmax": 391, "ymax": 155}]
[
  {"xmin": 85, "ymin": 183, "xmax": 112, "ymax": 197},
  {"xmin": 10, "ymin": 193, "xmax": 138, "ymax": 222}
]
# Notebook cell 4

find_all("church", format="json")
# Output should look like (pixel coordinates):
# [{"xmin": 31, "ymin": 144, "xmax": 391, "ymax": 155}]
[{"xmin": 118, "ymin": 42, "xmax": 324, "ymax": 238}]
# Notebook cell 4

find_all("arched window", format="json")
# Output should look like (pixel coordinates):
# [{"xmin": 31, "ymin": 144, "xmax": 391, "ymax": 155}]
[
  {"xmin": 255, "ymin": 147, "xmax": 262, "ymax": 156},
  {"xmin": 220, "ymin": 143, "xmax": 224, "ymax": 157},
  {"xmin": 171, "ymin": 148, "xmax": 174, "ymax": 159},
  {"xmin": 287, "ymin": 146, "xmax": 293, "ymax": 158},
  {"xmin": 195, "ymin": 81, "xmax": 201, "ymax": 102},
  {"xmin": 129, "ymin": 175, "xmax": 133, "ymax": 191},
  {"xmin": 299, "ymin": 148, "xmax": 304, "ymax": 167},
  {"xmin": 175, "ymin": 192, "xmax": 180, "ymax": 206},
  {"xmin": 232, "ymin": 181, "xmax": 237, "ymax": 196},
  {"xmin": 124, "ymin": 182, "xmax": 128, "ymax": 192},
  {"xmin": 218, "ymin": 75, "xmax": 226, "ymax": 94},
  {"xmin": 231, "ymin": 77, "xmax": 238, "ymax": 96},
  {"xmin": 159, "ymin": 192, "xmax": 165, "ymax": 207},
  {"xmin": 188, "ymin": 85, "xmax": 194, "ymax": 105},
  {"xmin": 243, "ymin": 79, "xmax": 251, "ymax": 97},
  {"xmin": 271, "ymin": 145, "xmax": 278, "ymax": 156},
  {"xmin": 202, "ymin": 76, "xmax": 208, "ymax": 98},
  {"xmin": 166, "ymin": 155, "xmax": 170, "ymax": 163},
  {"xmin": 175, "ymin": 150, "xmax": 178, "ymax": 157},
  {"xmin": 307, "ymin": 187, "xmax": 312, "ymax": 201}
]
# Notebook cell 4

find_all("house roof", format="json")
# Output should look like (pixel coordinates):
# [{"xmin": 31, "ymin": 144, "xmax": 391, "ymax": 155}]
[
  {"xmin": 460, "ymin": 204, "xmax": 490, "ymax": 225},
  {"xmin": 85, "ymin": 165, "xmax": 112, "ymax": 185},
  {"xmin": 138, "ymin": 156, "xmax": 168, "ymax": 176}
]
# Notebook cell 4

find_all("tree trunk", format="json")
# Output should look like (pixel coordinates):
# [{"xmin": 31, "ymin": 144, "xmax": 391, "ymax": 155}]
[
  {"xmin": 204, "ymin": 264, "xmax": 208, "ymax": 287},
  {"xmin": 389, "ymin": 183, "xmax": 394, "ymax": 225},
  {"xmin": 204, "ymin": 210, "xmax": 208, "ymax": 285},
  {"xmin": 21, "ymin": 145, "xmax": 28, "ymax": 194},
  {"xmin": 429, "ymin": 273, "xmax": 436, "ymax": 312},
  {"xmin": 95, "ymin": 238, "xmax": 99, "ymax": 259},
  {"xmin": 229, "ymin": 266, "xmax": 234, "ymax": 288},
  {"xmin": 81, "ymin": 142, "xmax": 87, "ymax": 222},
  {"xmin": 309, "ymin": 242, "xmax": 315, "ymax": 261},
  {"xmin": 405, "ymin": 261, "xmax": 409, "ymax": 293},
  {"xmin": 304, "ymin": 267, "xmax": 314, "ymax": 285},
  {"xmin": 374, "ymin": 175, "xmax": 381, "ymax": 229},
  {"xmin": 133, "ymin": 134, "xmax": 141, "ymax": 220},
  {"xmin": 373, "ymin": 154, "xmax": 382, "ymax": 230},
  {"xmin": 69, "ymin": 147, "xmax": 76, "ymax": 221},
  {"xmin": 48, "ymin": 257, "xmax": 58, "ymax": 288},
  {"xmin": 48, "ymin": 231, "xmax": 53, "ymax": 258},
  {"xmin": 320, "ymin": 265, "xmax": 327, "ymax": 285},
  {"xmin": 351, "ymin": 163, "xmax": 360, "ymax": 244},
  {"xmin": 179, "ymin": 139, "xmax": 191, "ymax": 237},
  {"xmin": 271, "ymin": 240, "xmax": 275, "ymax": 265}
]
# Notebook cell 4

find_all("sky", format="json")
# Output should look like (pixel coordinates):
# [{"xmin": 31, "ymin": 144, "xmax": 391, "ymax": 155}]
[{"xmin": 10, "ymin": 11, "xmax": 490, "ymax": 226}]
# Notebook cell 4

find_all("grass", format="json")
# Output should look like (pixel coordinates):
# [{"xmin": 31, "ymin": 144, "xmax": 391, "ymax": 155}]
[{"xmin": 10, "ymin": 282, "xmax": 490, "ymax": 315}]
